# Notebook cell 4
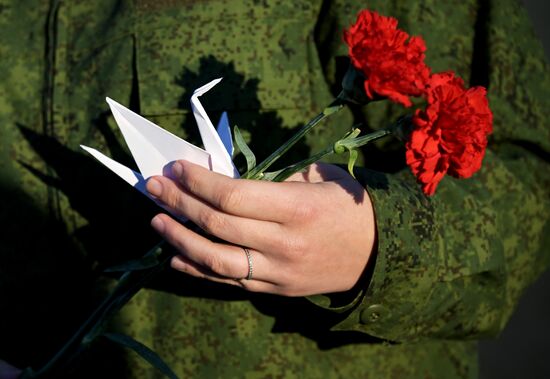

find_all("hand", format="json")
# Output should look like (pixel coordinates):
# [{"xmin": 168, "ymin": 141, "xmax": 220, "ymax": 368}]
[{"xmin": 146, "ymin": 161, "xmax": 376, "ymax": 296}]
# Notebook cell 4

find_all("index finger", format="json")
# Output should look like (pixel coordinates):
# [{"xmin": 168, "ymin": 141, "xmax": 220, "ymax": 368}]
[{"xmin": 172, "ymin": 160, "xmax": 306, "ymax": 222}]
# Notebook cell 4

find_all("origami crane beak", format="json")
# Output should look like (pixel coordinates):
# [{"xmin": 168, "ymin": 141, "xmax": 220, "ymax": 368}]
[{"xmin": 80, "ymin": 78, "xmax": 239, "ymax": 215}]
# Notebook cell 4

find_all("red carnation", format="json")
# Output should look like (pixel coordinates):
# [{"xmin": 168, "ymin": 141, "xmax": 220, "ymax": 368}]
[
  {"xmin": 405, "ymin": 72, "xmax": 493, "ymax": 195},
  {"xmin": 344, "ymin": 10, "xmax": 431, "ymax": 107}
]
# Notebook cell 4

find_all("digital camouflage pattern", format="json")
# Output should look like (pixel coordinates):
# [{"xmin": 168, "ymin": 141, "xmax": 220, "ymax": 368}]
[{"xmin": 0, "ymin": 0, "xmax": 549, "ymax": 378}]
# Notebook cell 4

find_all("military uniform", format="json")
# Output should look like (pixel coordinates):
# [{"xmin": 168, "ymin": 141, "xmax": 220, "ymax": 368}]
[{"xmin": 0, "ymin": 0, "xmax": 549, "ymax": 378}]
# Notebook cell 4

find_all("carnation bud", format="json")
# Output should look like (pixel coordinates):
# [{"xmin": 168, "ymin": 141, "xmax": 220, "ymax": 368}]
[
  {"xmin": 338, "ymin": 64, "xmax": 373, "ymax": 105},
  {"xmin": 390, "ymin": 115, "xmax": 413, "ymax": 143}
]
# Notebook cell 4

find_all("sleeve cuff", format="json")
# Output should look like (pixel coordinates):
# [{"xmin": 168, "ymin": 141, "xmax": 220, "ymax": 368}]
[{"xmin": 306, "ymin": 168, "xmax": 443, "ymax": 341}]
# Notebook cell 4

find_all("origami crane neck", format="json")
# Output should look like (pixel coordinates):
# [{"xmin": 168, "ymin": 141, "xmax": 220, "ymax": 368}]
[{"xmin": 191, "ymin": 78, "xmax": 239, "ymax": 178}]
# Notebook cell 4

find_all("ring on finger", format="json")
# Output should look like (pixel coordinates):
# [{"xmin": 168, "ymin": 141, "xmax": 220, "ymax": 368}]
[{"xmin": 242, "ymin": 247, "xmax": 253, "ymax": 280}]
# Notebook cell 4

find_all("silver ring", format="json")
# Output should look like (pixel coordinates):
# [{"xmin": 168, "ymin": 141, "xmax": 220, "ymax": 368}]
[{"xmin": 243, "ymin": 248, "xmax": 253, "ymax": 280}]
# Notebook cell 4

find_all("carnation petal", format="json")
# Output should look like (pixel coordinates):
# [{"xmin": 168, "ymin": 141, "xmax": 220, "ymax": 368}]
[
  {"xmin": 344, "ymin": 9, "xmax": 430, "ymax": 107},
  {"xmin": 405, "ymin": 70, "xmax": 492, "ymax": 195}
]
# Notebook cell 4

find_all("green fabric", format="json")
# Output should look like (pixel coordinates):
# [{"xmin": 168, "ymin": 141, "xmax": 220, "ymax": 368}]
[{"xmin": 0, "ymin": 0, "xmax": 549, "ymax": 378}]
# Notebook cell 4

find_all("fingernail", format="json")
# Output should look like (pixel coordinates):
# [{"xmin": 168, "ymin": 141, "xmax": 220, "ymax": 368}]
[
  {"xmin": 172, "ymin": 162, "xmax": 183, "ymax": 178},
  {"xmin": 151, "ymin": 215, "xmax": 165, "ymax": 233},
  {"xmin": 147, "ymin": 178, "xmax": 163, "ymax": 197}
]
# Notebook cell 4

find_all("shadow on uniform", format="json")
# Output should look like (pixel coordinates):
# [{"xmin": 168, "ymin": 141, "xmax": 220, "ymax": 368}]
[
  {"xmin": 16, "ymin": 123, "xmax": 161, "ymax": 266},
  {"xmin": 175, "ymin": 55, "xmax": 311, "ymax": 171},
  {"xmin": 0, "ymin": 184, "xmax": 128, "ymax": 378}
]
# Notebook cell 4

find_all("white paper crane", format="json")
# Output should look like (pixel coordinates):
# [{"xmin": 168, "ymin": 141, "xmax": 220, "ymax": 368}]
[{"xmin": 80, "ymin": 78, "xmax": 238, "ymax": 214}]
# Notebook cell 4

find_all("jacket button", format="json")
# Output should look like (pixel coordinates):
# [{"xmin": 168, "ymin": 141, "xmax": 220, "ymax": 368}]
[{"xmin": 360, "ymin": 304, "xmax": 388, "ymax": 324}]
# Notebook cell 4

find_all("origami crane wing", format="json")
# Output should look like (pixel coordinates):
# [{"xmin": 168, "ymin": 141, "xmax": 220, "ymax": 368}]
[{"xmin": 80, "ymin": 78, "xmax": 239, "ymax": 215}]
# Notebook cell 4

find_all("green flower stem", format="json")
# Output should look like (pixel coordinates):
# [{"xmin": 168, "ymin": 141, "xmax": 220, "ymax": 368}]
[
  {"xmin": 22, "ymin": 242, "xmax": 172, "ymax": 378},
  {"xmin": 271, "ymin": 145, "xmax": 334, "ymax": 182},
  {"xmin": 244, "ymin": 100, "xmax": 344, "ymax": 179},
  {"xmin": 269, "ymin": 125, "xmax": 395, "ymax": 182},
  {"xmin": 334, "ymin": 127, "xmax": 393, "ymax": 153}
]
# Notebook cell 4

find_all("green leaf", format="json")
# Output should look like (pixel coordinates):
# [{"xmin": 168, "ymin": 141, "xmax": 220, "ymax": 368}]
[
  {"xmin": 347, "ymin": 149, "xmax": 358, "ymax": 179},
  {"xmin": 103, "ymin": 333, "xmax": 179, "ymax": 379},
  {"xmin": 233, "ymin": 125, "xmax": 256, "ymax": 174},
  {"xmin": 104, "ymin": 243, "xmax": 166, "ymax": 273}
]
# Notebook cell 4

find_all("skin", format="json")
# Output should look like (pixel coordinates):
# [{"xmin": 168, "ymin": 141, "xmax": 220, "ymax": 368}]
[{"xmin": 146, "ymin": 160, "xmax": 376, "ymax": 296}]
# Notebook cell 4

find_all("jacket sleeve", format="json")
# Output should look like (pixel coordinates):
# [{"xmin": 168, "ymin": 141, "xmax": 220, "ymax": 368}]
[{"xmin": 310, "ymin": 0, "xmax": 550, "ymax": 342}]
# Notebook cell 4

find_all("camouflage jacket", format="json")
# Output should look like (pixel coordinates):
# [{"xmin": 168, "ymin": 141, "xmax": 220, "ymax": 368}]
[{"xmin": 0, "ymin": 0, "xmax": 549, "ymax": 378}]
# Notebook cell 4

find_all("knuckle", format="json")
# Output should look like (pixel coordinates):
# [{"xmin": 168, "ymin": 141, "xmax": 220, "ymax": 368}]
[
  {"xmin": 217, "ymin": 185, "xmax": 242, "ymax": 211},
  {"xmin": 163, "ymin": 187, "xmax": 180, "ymax": 210},
  {"xmin": 280, "ymin": 235, "xmax": 308, "ymax": 257},
  {"xmin": 290, "ymin": 197, "xmax": 318, "ymax": 222},
  {"xmin": 185, "ymin": 174, "xmax": 200, "ymax": 194},
  {"xmin": 197, "ymin": 210, "xmax": 223, "ymax": 235},
  {"xmin": 203, "ymin": 254, "xmax": 224, "ymax": 275}
]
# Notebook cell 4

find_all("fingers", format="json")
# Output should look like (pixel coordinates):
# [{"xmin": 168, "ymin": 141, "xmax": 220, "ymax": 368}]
[
  {"xmin": 151, "ymin": 213, "xmax": 277, "ymax": 283},
  {"xmin": 147, "ymin": 175, "xmax": 280, "ymax": 248},
  {"xmin": 170, "ymin": 255, "xmax": 275, "ymax": 293},
  {"xmin": 168, "ymin": 160, "xmax": 307, "ymax": 222}
]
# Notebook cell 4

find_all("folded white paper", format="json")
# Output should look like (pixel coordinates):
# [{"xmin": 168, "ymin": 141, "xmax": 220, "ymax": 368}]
[{"xmin": 81, "ymin": 78, "xmax": 239, "ymax": 215}]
